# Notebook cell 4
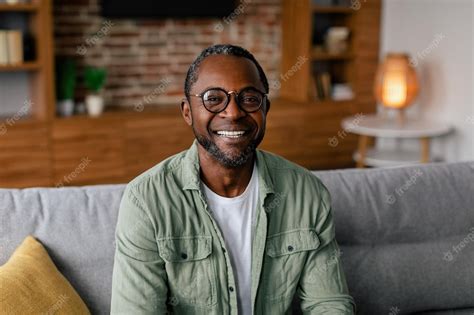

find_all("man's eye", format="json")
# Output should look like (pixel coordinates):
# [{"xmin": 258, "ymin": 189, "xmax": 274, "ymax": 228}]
[
  {"xmin": 242, "ymin": 96, "xmax": 259, "ymax": 103},
  {"xmin": 204, "ymin": 95, "xmax": 225, "ymax": 105}
]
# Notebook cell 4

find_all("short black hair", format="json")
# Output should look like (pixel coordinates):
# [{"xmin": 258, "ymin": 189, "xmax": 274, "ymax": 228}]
[{"xmin": 184, "ymin": 44, "xmax": 269, "ymax": 99}]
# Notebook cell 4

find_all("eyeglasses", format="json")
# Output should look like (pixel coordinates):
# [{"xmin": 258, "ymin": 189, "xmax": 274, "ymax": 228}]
[{"xmin": 190, "ymin": 87, "xmax": 267, "ymax": 114}]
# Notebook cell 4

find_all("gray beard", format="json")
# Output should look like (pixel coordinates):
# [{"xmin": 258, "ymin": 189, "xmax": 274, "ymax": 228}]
[{"xmin": 195, "ymin": 134, "xmax": 256, "ymax": 168}]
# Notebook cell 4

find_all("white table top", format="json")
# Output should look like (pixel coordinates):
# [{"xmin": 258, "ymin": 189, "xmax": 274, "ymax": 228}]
[{"xmin": 341, "ymin": 114, "xmax": 453, "ymax": 138}]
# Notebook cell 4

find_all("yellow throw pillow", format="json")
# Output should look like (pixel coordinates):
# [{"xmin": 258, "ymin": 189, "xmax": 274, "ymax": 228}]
[{"xmin": 0, "ymin": 236, "xmax": 90, "ymax": 315}]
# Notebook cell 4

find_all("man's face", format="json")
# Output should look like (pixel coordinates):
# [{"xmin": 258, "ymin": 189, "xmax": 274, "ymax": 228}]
[{"xmin": 182, "ymin": 55, "xmax": 270, "ymax": 168}]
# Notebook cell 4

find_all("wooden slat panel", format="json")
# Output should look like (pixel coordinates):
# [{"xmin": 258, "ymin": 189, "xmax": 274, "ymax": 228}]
[
  {"xmin": 0, "ymin": 122, "xmax": 52, "ymax": 187},
  {"xmin": 125, "ymin": 114, "xmax": 194, "ymax": 178},
  {"xmin": 52, "ymin": 117, "xmax": 126, "ymax": 186},
  {"xmin": 280, "ymin": 0, "xmax": 312, "ymax": 102}
]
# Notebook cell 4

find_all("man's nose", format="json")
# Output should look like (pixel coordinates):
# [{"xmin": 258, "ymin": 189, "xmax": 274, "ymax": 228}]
[{"xmin": 219, "ymin": 94, "xmax": 246, "ymax": 119}]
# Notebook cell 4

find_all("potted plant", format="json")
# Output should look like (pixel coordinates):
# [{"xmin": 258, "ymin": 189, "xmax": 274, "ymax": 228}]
[
  {"xmin": 84, "ymin": 67, "xmax": 107, "ymax": 117},
  {"xmin": 56, "ymin": 58, "xmax": 76, "ymax": 117}
]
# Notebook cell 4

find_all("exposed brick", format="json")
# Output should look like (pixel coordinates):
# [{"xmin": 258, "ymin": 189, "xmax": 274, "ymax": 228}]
[{"xmin": 54, "ymin": 1, "xmax": 282, "ymax": 106}]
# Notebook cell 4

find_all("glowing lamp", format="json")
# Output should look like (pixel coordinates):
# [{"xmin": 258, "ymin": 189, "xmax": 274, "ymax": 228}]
[{"xmin": 374, "ymin": 53, "xmax": 419, "ymax": 119}]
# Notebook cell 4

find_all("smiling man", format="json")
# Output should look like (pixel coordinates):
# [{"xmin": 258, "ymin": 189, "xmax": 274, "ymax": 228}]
[{"xmin": 111, "ymin": 44, "xmax": 355, "ymax": 314}]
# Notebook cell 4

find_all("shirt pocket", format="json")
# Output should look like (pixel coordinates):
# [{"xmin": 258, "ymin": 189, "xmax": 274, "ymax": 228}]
[
  {"xmin": 157, "ymin": 235, "xmax": 217, "ymax": 307},
  {"xmin": 262, "ymin": 228, "xmax": 321, "ymax": 302}
]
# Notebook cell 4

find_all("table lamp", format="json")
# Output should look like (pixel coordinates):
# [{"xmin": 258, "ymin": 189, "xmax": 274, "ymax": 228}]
[{"xmin": 374, "ymin": 53, "xmax": 419, "ymax": 123}]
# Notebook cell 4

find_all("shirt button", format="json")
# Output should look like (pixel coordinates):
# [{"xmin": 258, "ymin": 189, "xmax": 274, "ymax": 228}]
[
  {"xmin": 181, "ymin": 253, "xmax": 188, "ymax": 259},
  {"xmin": 287, "ymin": 245, "xmax": 294, "ymax": 252},
  {"xmin": 222, "ymin": 248, "xmax": 226, "ymax": 253},
  {"xmin": 229, "ymin": 286, "xmax": 234, "ymax": 292}
]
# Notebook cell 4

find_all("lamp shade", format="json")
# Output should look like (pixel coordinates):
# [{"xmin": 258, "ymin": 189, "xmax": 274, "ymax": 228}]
[{"xmin": 374, "ymin": 53, "xmax": 419, "ymax": 109}]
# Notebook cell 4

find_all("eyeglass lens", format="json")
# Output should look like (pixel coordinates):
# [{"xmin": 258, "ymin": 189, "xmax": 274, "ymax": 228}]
[{"xmin": 202, "ymin": 88, "xmax": 263, "ymax": 113}]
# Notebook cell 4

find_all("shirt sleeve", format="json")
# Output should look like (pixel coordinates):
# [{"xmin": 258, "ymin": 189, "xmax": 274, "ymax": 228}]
[
  {"xmin": 296, "ymin": 177, "xmax": 356, "ymax": 314},
  {"xmin": 110, "ymin": 185, "xmax": 169, "ymax": 314}
]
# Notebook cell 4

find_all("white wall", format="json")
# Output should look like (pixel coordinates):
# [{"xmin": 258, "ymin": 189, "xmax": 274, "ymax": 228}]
[{"xmin": 379, "ymin": 0, "xmax": 473, "ymax": 161}]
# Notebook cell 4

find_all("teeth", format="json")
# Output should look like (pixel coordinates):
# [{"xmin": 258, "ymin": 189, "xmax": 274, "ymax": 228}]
[{"xmin": 216, "ymin": 130, "xmax": 246, "ymax": 138}]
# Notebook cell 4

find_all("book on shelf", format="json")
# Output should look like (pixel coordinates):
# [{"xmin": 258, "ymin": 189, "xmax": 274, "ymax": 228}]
[
  {"xmin": 2, "ymin": 0, "xmax": 29, "ymax": 4},
  {"xmin": 313, "ymin": 72, "xmax": 332, "ymax": 100},
  {"xmin": 0, "ymin": 29, "xmax": 24, "ymax": 65},
  {"xmin": 0, "ymin": 31, "xmax": 7, "ymax": 65},
  {"xmin": 309, "ymin": 75, "xmax": 318, "ymax": 101},
  {"xmin": 7, "ymin": 30, "xmax": 23, "ymax": 64},
  {"xmin": 320, "ymin": 72, "xmax": 331, "ymax": 99}
]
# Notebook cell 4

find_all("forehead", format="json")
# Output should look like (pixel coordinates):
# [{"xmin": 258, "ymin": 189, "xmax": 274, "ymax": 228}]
[{"xmin": 192, "ymin": 54, "xmax": 264, "ymax": 92}]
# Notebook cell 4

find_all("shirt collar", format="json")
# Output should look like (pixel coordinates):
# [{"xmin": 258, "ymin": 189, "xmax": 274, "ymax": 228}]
[{"xmin": 181, "ymin": 139, "xmax": 275, "ymax": 201}]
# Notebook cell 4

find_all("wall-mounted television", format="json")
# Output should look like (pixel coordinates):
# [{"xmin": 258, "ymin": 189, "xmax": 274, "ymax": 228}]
[{"xmin": 101, "ymin": 0, "xmax": 237, "ymax": 19}]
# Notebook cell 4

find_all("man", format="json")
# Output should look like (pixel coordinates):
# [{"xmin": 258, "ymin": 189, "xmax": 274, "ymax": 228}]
[{"xmin": 111, "ymin": 44, "xmax": 355, "ymax": 314}]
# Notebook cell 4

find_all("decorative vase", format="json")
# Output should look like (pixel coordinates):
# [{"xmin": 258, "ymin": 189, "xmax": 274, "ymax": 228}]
[
  {"xmin": 85, "ymin": 93, "xmax": 104, "ymax": 117},
  {"xmin": 57, "ymin": 99, "xmax": 75, "ymax": 117}
]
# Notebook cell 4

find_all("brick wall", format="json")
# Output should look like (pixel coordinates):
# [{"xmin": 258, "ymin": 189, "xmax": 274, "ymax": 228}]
[{"xmin": 53, "ymin": 0, "xmax": 282, "ymax": 109}]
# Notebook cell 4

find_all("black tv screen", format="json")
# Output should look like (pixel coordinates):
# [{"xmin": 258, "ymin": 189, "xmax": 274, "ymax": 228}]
[{"xmin": 101, "ymin": 0, "xmax": 237, "ymax": 19}]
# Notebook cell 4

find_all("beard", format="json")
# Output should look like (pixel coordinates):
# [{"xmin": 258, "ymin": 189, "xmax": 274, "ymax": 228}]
[{"xmin": 194, "ymin": 129, "xmax": 261, "ymax": 168}]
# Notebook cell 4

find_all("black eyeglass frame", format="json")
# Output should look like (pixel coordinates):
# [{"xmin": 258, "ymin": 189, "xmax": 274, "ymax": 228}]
[{"xmin": 190, "ymin": 86, "xmax": 268, "ymax": 114}]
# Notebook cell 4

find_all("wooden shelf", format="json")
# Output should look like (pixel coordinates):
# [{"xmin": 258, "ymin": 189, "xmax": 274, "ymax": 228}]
[
  {"xmin": 0, "ymin": 61, "xmax": 40, "ymax": 71},
  {"xmin": 311, "ymin": 50, "xmax": 354, "ymax": 61},
  {"xmin": 312, "ymin": 5, "xmax": 354, "ymax": 14},
  {"xmin": 0, "ymin": 114, "xmax": 39, "ymax": 125},
  {"xmin": 0, "ymin": 3, "xmax": 39, "ymax": 12},
  {"xmin": 54, "ymin": 104, "xmax": 181, "ymax": 121}
]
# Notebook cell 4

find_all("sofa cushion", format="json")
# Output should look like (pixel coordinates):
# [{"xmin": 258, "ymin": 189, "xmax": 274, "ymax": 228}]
[{"xmin": 0, "ymin": 236, "xmax": 90, "ymax": 314}]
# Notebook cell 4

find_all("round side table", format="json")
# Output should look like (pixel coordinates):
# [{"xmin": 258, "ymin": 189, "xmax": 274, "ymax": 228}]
[{"xmin": 341, "ymin": 114, "xmax": 453, "ymax": 168}]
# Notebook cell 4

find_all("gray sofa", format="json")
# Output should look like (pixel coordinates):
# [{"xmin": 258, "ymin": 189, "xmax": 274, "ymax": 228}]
[{"xmin": 1, "ymin": 161, "xmax": 473, "ymax": 314}]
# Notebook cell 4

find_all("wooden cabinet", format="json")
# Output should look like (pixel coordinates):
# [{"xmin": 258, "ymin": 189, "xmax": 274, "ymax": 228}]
[
  {"xmin": 261, "ymin": 100, "xmax": 358, "ymax": 170},
  {"xmin": 51, "ymin": 115, "xmax": 126, "ymax": 186},
  {"xmin": 0, "ymin": 121, "xmax": 52, "ymax": 187},
  {"xmin": 125, "ymin": 110, "xmax": 194, "ymax": 179}
]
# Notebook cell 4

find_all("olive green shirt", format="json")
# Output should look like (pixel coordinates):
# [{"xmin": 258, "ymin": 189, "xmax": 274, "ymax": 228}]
[{"xmin": 111, "ymin": 140, "xmax": 355, "ymax": 314}]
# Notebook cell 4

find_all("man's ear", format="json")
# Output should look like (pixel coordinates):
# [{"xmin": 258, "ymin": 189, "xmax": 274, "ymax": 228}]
[
  {"xmin": 180, "ymin": 98, "xmax": 193, "ymax": 126},
  {"xmin": 264, "ymin": 98, "xmax": 271, "ymax": 115}
]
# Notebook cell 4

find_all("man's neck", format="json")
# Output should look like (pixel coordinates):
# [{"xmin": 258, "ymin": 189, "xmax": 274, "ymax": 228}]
[{"xmin": 197, "ymin": 145, "xmax": 255, "ymax": 198}]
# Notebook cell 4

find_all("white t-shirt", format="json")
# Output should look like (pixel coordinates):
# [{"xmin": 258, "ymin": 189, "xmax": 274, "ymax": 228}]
[{"xmin": 201, "ymin": 163, "xmax": 258, "ymax": 315}]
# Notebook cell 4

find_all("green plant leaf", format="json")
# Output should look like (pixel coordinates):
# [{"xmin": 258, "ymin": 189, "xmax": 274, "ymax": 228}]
[{"xmin": 84, "ymin": 67, "xmax": 107, "ymax": 92}]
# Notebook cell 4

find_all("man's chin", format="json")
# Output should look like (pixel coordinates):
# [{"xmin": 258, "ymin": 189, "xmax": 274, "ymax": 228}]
[{"xmin": 196, "ymin": 135, "xmax": 256, "ymax": 168}]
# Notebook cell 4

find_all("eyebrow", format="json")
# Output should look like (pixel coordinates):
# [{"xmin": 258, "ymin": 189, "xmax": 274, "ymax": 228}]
[{"xmin": 196, "ymin": 85, "xmax": 263, "ymax": 93}]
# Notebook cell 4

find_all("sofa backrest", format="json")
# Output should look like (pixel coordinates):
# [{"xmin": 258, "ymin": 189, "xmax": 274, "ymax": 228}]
[
  {"xmin": 1, "ymin": 161, "xmax": 473, "ymax": 314},
  {"xmin": 313, "ymin": 161, "xmax": 474, "ymax": 314},
  {"xmin": 0, "ymin": 184, "xmax": 125, "ymax": 315}
]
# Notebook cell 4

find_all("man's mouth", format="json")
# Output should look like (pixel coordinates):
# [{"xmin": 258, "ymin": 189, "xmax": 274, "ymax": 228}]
[{"xmin": 213, "ymin": 130, "xmax": 248, "ymax": 139}]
